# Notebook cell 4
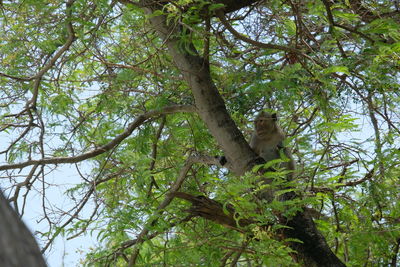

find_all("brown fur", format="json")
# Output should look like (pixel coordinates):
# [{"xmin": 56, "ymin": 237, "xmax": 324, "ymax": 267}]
[{"xmin": 250, "ymin": 112, "xmax": 296, "ymax": 177}]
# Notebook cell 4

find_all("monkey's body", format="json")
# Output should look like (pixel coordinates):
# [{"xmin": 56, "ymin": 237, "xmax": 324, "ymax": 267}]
[
  {"xmin": 249, "ymin": 112, "xmax": 295, "ymax": 175},
  {"xmin": 216, "ymin": 112, "xmax": 295, "ymax": 200},
  {"xmin": 250, "ymin": 131, "xmax": 283, "ymax": 163},
  {"xmin": 250, "ymin": 112, "xmax": 295, "ymax": 206},
  {"xmin": 218, "ymin": 112, "xmax": 295, "ymax": 176},
  {"xmin": 249, "ymin": 112, "xmax": 296, "ymax": 201}
]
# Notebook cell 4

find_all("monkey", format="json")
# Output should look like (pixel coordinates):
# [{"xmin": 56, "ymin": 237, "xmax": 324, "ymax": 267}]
[
  {"xmin": 250, "ymin": 111, "xmax": 295, "ymax": 176},
  {"xmin": 249, "ymin": 111, "xmax": 296, "ymax": 201},
  {"xmin": 217, "ymin": 112, "xmax": 296, "ymax": 176},
  {"xmin": 214, "ymin": 112, "xmax": 296, "ymax": 201}
]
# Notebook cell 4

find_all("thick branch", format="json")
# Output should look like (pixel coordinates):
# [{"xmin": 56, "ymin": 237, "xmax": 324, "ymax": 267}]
[{"xmin": 170, "ymin": 192, "xmax": 255, "ymax": 231}]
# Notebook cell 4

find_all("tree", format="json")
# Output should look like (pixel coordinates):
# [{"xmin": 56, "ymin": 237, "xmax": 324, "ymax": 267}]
[
  {"xmin": 0, "ymin": 191, "xmax": 47, "ymax": 266},
  {"xmin": 0, "ymin": 0, "xmax": 399, "ymax": 266}
]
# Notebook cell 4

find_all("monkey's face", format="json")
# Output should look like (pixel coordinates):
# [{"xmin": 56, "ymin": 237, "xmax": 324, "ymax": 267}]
[{"xmin": 254, "ymin": 112, "xmax": 277, "ymax": 136}]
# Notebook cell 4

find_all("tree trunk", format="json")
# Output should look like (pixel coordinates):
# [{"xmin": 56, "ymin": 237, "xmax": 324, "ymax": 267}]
[{"xmin": 0, "ymin": 191, "xmax": 47, "ymax": 267}]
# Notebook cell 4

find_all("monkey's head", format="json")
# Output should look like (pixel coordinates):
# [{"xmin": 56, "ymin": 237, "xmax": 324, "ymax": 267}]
[{"xmin": 254, "ymin": 112, "xmax": 278, "ymax": 136}]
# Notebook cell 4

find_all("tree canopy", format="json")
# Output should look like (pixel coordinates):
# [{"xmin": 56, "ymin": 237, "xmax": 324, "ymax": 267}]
[{"xmin": 0, "ymin": 0, "xmax": 399, "ymax": 266}]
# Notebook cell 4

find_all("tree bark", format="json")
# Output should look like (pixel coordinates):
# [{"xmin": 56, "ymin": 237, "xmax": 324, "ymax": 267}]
[{"xmin": 0, "ymin": 191, "xmax": 47, "ymax": 267}]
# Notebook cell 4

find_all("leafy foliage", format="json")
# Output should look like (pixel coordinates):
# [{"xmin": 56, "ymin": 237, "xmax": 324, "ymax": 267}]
[{"xmin": 0, "ymin": 0, "xmax": 399, "ymax": 266}]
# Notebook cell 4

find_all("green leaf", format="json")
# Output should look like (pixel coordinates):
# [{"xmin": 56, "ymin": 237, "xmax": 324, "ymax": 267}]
[{"xmin": 323, "ymin": 65, "xmax": 350, "ymax": 75}]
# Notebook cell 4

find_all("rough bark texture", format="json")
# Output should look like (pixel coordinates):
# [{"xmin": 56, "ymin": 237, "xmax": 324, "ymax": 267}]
[
  {"xmin": 0, "ymin": 191, "xmax": 47, "ymax": 267},
  {"xmin": 170, "ymin": 192, "xmax": 255, "ymax": 231},
  {"xmin": 140, "ymin": 1, "xmax": 347, "ymax": 266},
  {"xmin": 283, "ymin": 211, "xmax": 346, "ymax": 267}
]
